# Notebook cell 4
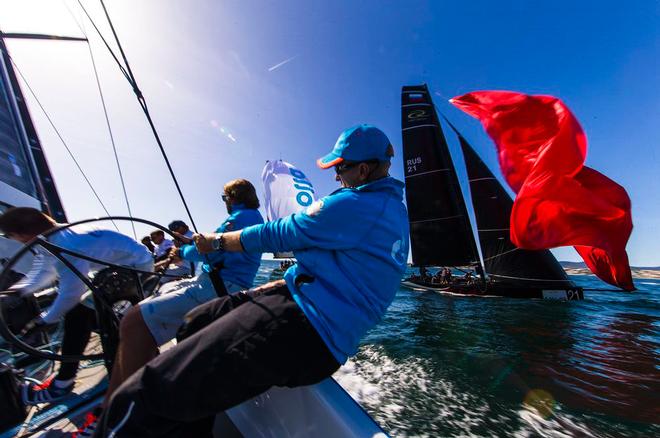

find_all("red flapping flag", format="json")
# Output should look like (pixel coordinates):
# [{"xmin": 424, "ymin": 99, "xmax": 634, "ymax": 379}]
[{"xmin": 451, "ymin": 91, "xmax": 634, "ymax": 290}]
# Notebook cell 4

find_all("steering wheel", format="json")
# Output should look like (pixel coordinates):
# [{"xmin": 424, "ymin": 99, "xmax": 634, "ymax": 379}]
[{"xmin": 0, "ymin": 216, "xmax": 189, "ymax": 365}]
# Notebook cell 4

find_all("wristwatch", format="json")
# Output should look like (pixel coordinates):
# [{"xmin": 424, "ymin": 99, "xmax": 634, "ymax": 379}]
[{"xmin": 211, "ymin": 233, "xmax": 224, "ymax": 251}]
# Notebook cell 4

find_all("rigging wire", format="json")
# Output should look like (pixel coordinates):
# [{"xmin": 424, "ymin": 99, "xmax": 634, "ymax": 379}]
[
  {"xmin": 75, "ymin": 0, "xmax": 200, "ymax": 233},
  {"xmin": 98, "ymin": 0, "xmax": 199, "ymax": 232},
  {"xmin": 84, "ymin": 24, "xmax": 137, "ymax": 239},
  {"xmin": 75, "ymin": 0, "xmax": 131, "ymax": 85},
  {"xmin": 64, "ymin": 1, "xmax": 137, "ymax": 239},
  {"xmin": 7, "ymin": 57, "xmax": 119, "ymax": 231}
]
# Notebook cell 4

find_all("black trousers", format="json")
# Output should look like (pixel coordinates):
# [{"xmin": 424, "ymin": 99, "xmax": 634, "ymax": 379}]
[
  {"xmin": 0, "ymin": 296, "xmax": 95, "ymax": 377},
  {"xmin": 58, "ymin": 304, "xmax": 97, "ymax": 380},
  {"xmin": 95, "ymin": 280, "xmax": 340, "ymax": 438}
]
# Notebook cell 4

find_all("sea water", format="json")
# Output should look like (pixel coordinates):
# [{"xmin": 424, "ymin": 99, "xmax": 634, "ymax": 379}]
[{"xmin": 258, "ymin": 261, "xmax": 660, "ymax": 437}]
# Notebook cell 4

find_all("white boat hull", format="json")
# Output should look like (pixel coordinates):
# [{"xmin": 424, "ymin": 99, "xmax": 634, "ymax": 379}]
[{"xmin": 226, "ymin": 378, "xmax": 387, "ymax": 437}]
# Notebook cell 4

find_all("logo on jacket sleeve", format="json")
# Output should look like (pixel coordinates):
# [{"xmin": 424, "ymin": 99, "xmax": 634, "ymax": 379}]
[
  {"xmin": 305, "ymin": 200, "xmax": 324, "ymax": 217},
  {"xmin": 391, "ymin": 239, "xmax": 406, "ymax": 265}
]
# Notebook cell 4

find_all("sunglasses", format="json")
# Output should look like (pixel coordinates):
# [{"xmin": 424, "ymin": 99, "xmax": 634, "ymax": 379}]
[
  {"xmin": 334, "ymin": 160, "xmax": 379, "ymax": 175},
  {"xmin": 221, "ymin": 194, "xmax": 230, "ymax": 202}
]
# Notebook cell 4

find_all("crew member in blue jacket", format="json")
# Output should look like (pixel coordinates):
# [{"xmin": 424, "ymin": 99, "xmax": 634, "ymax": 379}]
[
  {"xmin": 177, "ymin": 203, "xmax": 262, "ymax": 289},
  {"xmin": 83, "ymin": 179, "xmax": 263, "ymax": 436},
  {"xmin": 95, "ymin": 125, "xmax": 409, "ymax": 437}
]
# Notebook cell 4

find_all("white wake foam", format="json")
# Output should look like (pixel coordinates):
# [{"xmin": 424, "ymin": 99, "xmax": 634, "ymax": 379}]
[{"xmin": 334, "ymin": 345, "xmax": 495, "ymax": 437}]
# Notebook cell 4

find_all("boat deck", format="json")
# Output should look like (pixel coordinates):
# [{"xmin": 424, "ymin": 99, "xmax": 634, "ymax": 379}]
[
  {"xmin": 1, "ymin": 335, "xmax": 106, "ymax": 438},
  {"xmin": 28, "ymin": 369, "xmax": 105, "ymax": 437},
  {"xmin": 3, "ymin": 332, "xmax": 387, "ymax": 437},
  {"xmin": 7, "ymin": 376, "xmax": 384, "ymax": 438}
]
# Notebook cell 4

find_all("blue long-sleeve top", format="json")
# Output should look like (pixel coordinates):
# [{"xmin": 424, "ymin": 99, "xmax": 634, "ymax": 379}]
[
  {"xmin": 240, "ymin": 177, "xmax": 409, "ymax": 364},
  {"xmin": 179, "ymin": 204, "xmax": 263, "ymax": 288}
]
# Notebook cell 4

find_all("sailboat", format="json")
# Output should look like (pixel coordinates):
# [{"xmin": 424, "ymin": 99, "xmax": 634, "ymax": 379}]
[
  {"xmin": 400, "ymin": 84, "xmax": 583, "ymax": 300},
  {"xmin": 0, "ymin": 17, "xmax": 388, "ymax": 438}
]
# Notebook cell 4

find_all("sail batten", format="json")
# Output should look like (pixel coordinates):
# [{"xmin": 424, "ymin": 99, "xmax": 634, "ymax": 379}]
[
  {"xmin": 410, "ymin": 215, "xmax": 464, "ymax": 224},
  {"xmin": 405, "ymin": 169, "xmax": 451, "ymax": 178},
  {"xmin": 402, "ymin": 124, "xmax": 437, "ymax": 131},
  {"xmin": 401, "ymin": 85, "xmax": 480, "ymax": 267},
  {"xmin": 402, "ymin": 103, "xmax": 432, "ymax": 108}
]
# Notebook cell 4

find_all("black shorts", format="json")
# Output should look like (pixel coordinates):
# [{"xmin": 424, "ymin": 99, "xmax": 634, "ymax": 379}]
[{"xmin": 97, "ymin": 280, "xmax": 340, "ymax": 437}]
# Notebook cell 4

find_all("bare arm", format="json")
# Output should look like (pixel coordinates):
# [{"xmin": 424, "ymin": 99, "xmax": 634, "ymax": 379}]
[
  {"xmin": 154, "ymin": 257, "xmax": 171, "ymax": 272},
  {"xmin": 193, "ymin": 231, "xmax": 243, "ymax": 254}
]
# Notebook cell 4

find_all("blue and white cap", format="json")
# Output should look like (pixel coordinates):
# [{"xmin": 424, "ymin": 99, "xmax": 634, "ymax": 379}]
[{"xmin": 317, "ymin": 124, "xmax": 394, "ymax": 169}]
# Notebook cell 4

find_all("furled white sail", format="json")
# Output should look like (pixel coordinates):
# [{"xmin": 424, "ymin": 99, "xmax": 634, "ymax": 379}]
[{"xmin": 262, "ymin": 160, "xmax": 316, "ymax": 258}]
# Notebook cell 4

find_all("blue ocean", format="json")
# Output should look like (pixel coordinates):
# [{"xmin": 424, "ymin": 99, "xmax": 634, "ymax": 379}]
[{"xmin": 258, "ymin": 261, "xmax": 659, "ymax": 437}]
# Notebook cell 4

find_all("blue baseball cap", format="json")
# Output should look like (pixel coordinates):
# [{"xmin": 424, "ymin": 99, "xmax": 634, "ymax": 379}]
[{"xmin": 317, "ymin": 124, "xmax": 394, "ymax": 169}]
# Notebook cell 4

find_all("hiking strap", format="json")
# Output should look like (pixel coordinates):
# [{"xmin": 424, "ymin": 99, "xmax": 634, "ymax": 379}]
[{"xmin": 208, "ymin": 263, "xmax": 228, "ymax": 297}]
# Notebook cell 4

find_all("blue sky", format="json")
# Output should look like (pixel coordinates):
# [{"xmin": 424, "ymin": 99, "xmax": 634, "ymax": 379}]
[{"xmin": 2, "ymin": 0, "xmax": 658, "ymax": 265}]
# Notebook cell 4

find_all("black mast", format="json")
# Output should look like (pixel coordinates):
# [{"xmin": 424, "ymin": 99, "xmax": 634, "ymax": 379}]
[
  {"xmin": 401, "ymin": 85, "xmax": 480, "ymax": 267},
  {"xmin": 0, "ymin": 32, "xmax": 67, "ymax": 221}
]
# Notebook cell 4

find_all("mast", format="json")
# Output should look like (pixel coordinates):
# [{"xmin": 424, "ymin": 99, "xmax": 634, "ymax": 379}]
[
  {"xmin": 447, "ymin": 123, "xmax": 575, "ymax": 288},
  {"xmin": 0, "ymin": 32, "xmax": 67, "ymax": 220},
  {"xmin": 401, "ymin": 85, "xmax": 480, "ymax": 267}
]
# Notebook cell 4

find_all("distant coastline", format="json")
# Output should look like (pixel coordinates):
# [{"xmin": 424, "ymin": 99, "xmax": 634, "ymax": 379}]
[{"xmin": 560, "ymin": 261, "xmax": 660, "ymax": 280}]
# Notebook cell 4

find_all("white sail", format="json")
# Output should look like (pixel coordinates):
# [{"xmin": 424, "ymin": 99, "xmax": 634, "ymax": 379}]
[
  {"xmin": 262, "ymin": 160, "xmax": 316, "ymax": 221},
  {"xmin": 262, "ymin": 160, "xmax": 316, "ymax": 258}
]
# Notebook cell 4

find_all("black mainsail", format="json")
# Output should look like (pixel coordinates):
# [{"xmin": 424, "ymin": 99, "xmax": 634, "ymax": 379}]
[
  {"xmin": 447, "ymin": 124, "xmax": 574, "ymax": 288},
  {"xmin": 401, "ymin": 85, "xmax": 480, "ymax": 267},
  {"xmin": 400, "ymin": 83, "xmax": 580, "ymax": 298}
]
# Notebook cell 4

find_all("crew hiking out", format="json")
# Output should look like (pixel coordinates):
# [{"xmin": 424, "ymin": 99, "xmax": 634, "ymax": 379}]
[{"xmin": 95, "ymin": 124, "xmax": 410, "ymax": 437}]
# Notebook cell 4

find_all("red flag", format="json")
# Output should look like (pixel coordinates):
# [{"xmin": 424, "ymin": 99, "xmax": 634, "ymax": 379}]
[{"xmin": 451, "ymin": 91, "xmax": 634, "ymax": 290}]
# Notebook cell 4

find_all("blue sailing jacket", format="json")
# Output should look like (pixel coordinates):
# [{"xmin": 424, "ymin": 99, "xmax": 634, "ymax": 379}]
[
  {"xmin": 180, "ymin": 205, "xmax": 263, "ymax": 288},
  {"xmin": 241, "ymin": 177, "xmax": 409, "ymax": 363}
]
